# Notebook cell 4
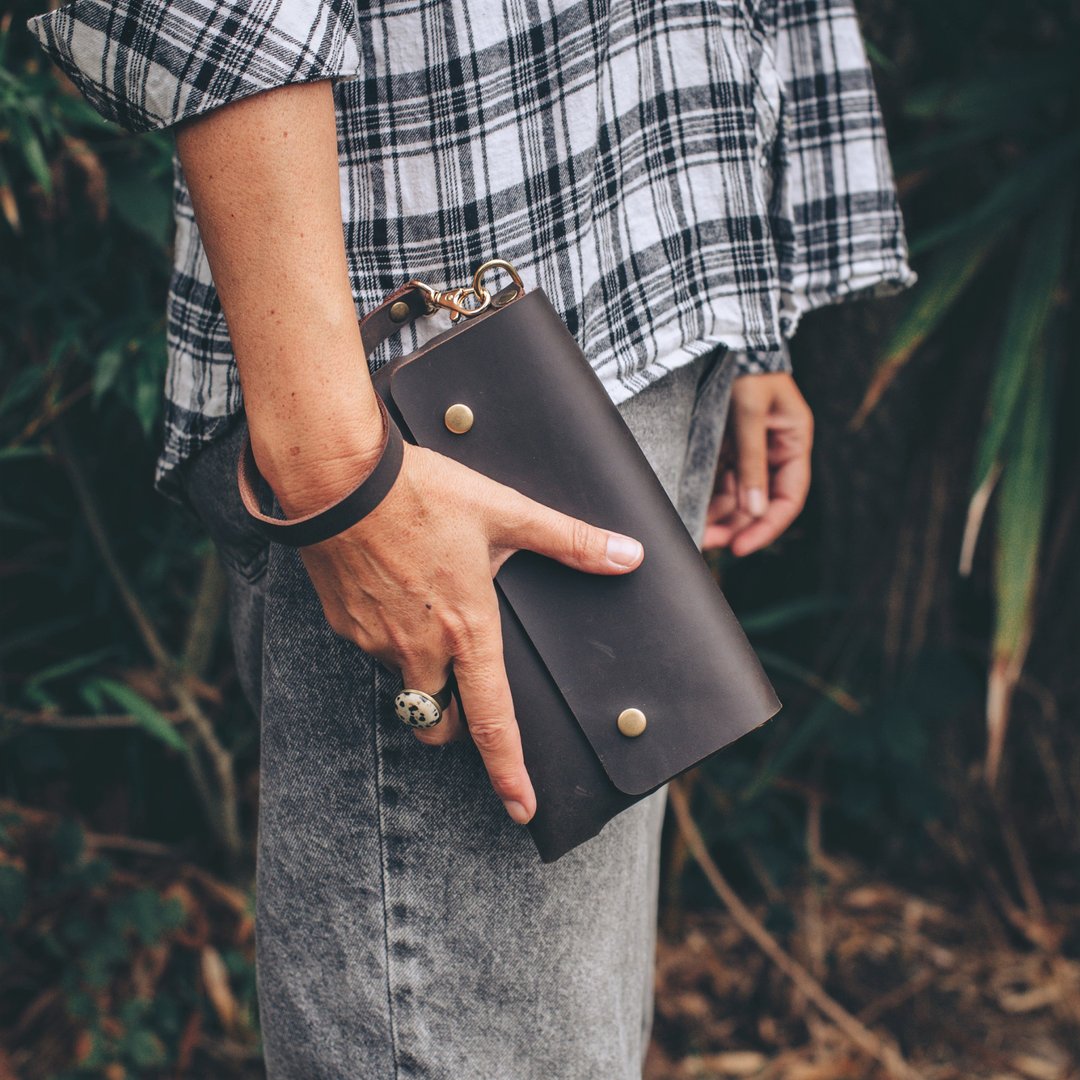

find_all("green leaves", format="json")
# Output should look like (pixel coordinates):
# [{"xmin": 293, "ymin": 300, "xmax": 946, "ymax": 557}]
[
  {"xmin": 91, "ymin": 678, "xmax": 189, "ymax": 753},
  {"xmin": 910, "ymin": 131, "xmax": 1080, "ymax": 257},
  {"xmin": 107, "ymin": 167, "xmax": 174, "ymax": 248},
  {"xmin": 857, "ymin": 7, "xmax": 1080, "ymax": 783},
  {"xmin": 949, "ymin": 192, "xmax": 1072, "ymax": 782},
  {"xmin": 109, "ymin": 887, "xmax": 187, "ymax": 945},
  {"xmin": 851, "ymin": 232, "xmax": 995, "ymax": 429},
  {"xmin": 984, "ymin": 322, "xmax": 1059, "ymax": 783},
  {"xmin": 23, "ymin": 650, "xmax": 115, "ymax": 710},
  {"xmin": 2, "ymin": 15, "xmax": 250, "ymax": 1077},
  {"xmin": 11, "ymin": 109, "xmax": 51, "ymax": 193},
  {"xmin": 969, "ymin": 193, "xmax": 1072, "ymax": 497},
  {"xmin": 902, "ymin": 60, "xmax": 1074, "ymax": 128},
  {"xmin": 1, "ymin": 800, "xmax": 259, "ymax": 1079},
  {"xmin": 90, "ymin": 345, "xmax": 126, "ymax": 406}
]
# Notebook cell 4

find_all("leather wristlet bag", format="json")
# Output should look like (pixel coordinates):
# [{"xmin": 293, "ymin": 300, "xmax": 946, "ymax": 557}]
[{"xmin": 238, "ymin": 261, "xmax": 782, "ymax": 862}]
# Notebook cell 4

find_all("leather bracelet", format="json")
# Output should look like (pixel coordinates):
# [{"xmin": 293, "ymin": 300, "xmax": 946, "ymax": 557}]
[{"xmin": 236, "ymin": 393, "xmax": 405, "ymax": 547}]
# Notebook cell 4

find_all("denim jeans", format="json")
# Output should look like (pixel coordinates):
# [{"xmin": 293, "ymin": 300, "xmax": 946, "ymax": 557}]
[{"xmin": 178, "ymin": 346, "xmax": 738, "ymax": 1079}]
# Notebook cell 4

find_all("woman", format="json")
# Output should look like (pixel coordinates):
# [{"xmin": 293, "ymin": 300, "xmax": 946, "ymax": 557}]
[{"xmin": 27, "ymin": 1, "xmax": 914, "ymax": 1075}]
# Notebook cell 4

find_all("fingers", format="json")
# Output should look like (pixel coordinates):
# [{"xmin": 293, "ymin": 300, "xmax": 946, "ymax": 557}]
[
  {"xmin": 706, "ymin": 450, "xmax": 810, "ymax": 555},
  {"xmin": 441, "ymin": 697, "xmax": 465, "ymax": 741},
  {"xmin": 732, "ymin": 392, "xmax": 769, "ymax": 520},
  {"xmin": 706, "ymin": 373, "xmax": 814, "ymax": 555},
  {"xmin": 410, "ymin": 696, "xmax": 464, "ymax": 745},
  {"xmin": 450, "ymin": 610, "xmax": 536, "ymax": 824},
  {"xmin": 728, "ymin": 453, "xmax": 810, "ymax": 557},
  {"xmin": 401, "ymin": 611, "xmax": 535, "ymax": 825},
  {"xmin": 702, "ymin": 468, "xmax": 739, "ymax": 550},
  {"xmin": 400, "ymin": 656, "xmax": 464, "ymax": 746},
  {"xmin": 490, "ymin": 491, "xmax": 643, "ymax": 576}
]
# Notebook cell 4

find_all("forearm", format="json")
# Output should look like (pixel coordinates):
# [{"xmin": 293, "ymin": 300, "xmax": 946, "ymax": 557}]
[{"xmin": 174, "ymin": 79, "xmax": 381, "ymax": 514}]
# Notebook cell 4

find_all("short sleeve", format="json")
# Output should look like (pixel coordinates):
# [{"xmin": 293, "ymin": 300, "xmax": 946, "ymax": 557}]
[
  {"xmin": 770, "ymin": 0, "xmax": 916, "ymax": 335},
  {"xmin": 25, "ymin": 0, "xmax": 363, "ymax": 135}
]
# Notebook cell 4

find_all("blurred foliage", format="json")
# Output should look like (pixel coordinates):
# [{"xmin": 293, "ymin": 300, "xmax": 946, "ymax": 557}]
[
  {"xmin": 670, "ymin": 0, "xmax": 1080, "ymax": 932},
  {"xmin": 2, "ymin": 0, "xmax": 1079, "ymax": 1076},
  {"xmin": 0, "ymin": 805, "xmax": 259, "ymax": 1078},
  {"xmin": 853, "ymin": 0, "xmax": 1080, "ymax": 785},
  {"xmin": 2, "ymin": 3, "xmax": 258, "ymax": 1073}
]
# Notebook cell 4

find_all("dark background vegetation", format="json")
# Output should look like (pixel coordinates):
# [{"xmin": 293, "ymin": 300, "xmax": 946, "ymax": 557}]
[{"xmin": 2, "ymin": 0, "xmax": 1078, "ymax": 1076}]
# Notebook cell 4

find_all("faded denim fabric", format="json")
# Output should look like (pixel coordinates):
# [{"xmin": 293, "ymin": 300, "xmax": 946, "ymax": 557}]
[{"xmin": 178, "ymin": 346, "xmax": 737, "ymax": 1079}]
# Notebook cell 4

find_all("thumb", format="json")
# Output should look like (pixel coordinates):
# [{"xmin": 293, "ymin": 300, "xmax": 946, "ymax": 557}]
[{"xmin": 501, "ymin": 496, "xmax": 644, "ymax": 575}]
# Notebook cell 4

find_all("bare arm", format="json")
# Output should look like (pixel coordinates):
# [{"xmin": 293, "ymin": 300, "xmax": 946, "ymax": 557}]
[
  {"xmin": 173, "ymin": 81, "xmax": 645, "ymax": 825},
  {"xmin": 175, "ymin": 81, "xmax": 382, "ymax": 512}
]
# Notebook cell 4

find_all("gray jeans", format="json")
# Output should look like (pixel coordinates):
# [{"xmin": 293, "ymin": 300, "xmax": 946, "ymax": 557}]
[{"xmin": 178, "ymin": 346, "xmax": 737, "ymax": 1079}]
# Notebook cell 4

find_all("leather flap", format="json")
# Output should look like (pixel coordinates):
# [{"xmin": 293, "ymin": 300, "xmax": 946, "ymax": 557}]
[{"xmin": 379, "ymin": 291, "xmax": 781, "ymax": 796}]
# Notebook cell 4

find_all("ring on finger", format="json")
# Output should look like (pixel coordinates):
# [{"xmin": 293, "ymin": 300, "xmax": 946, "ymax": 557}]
[{"xmin": 394, "ymin": 675, "xmax": 454, "ymax": 729}]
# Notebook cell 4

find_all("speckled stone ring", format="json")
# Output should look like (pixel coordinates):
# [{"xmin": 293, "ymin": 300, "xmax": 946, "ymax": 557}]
[{"xmin": 394, "ymin": 678, "xmax": 454, "ymax": 729}]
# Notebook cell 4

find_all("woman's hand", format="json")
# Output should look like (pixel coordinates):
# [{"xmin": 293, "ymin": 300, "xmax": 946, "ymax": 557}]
[
  {"xmin": 289, "ymin": 441, "xmax": 645, "ymax": 826},
  {"xmin": 175, "ymin": 81, "xmax": 641, "ymax": 829},
  {"xmin": 703, "ymin": 371, "xmax": 814, "ymax": 556}
]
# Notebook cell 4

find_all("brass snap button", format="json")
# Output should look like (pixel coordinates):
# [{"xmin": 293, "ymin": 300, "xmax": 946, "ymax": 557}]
[
  {"xmin": 389, "ymin": 300, "xmax": 411, "ymax": 323},
  {"xmin": 617, "ymin": 708, "xmax": 647, "ymax": 738},
  {"xmin": 444, "ymin": 403, "xmax": 474, "ymax": 434}
]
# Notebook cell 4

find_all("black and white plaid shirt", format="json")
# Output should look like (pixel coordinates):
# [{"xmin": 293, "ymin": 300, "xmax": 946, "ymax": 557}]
[{"xmin": 28, "ymin": 0, "xmax": 914, "ymax": 502}]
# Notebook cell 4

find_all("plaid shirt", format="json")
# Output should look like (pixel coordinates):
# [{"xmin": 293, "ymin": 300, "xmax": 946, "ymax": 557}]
[{"xmin": 27, "ymin": 0, "xmax": 914, "ymax": 503}]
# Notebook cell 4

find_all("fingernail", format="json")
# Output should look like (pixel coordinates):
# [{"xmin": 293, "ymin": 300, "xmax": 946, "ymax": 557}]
[
  {"xmin": 746, "ymin": 488, "xmax": 767, "ymax": 517},
  {"xmin": 606, "ymin": 534, "xmax": 643, "ymax": 567},
  {"xmin": 503, "ymin": 800, "xmax": 530, "ymax": 824}
]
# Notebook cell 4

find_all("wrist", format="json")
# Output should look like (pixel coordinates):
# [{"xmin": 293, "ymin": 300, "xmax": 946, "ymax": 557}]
[
  {"xmin": 237, "ymin": 394, "xmax": 406, "ymax": 547},
  {"xmin": 248, "ymin": 394, "xmax": 386, "ymax": 518}
]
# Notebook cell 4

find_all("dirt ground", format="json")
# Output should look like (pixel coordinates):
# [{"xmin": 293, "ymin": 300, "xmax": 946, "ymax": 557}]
[{"xmin": 646, "ymin": 854, "xmax": 1080, "ymax": 1080}]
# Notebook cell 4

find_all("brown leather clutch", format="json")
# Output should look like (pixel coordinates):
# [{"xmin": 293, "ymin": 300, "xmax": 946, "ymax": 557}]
[{"xmin": 354, "ymin": 264, "xmax": 782, "ymax": 861}]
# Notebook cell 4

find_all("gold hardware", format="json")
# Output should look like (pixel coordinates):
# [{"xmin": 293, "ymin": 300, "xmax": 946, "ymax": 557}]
[
  {"xmin": 444, "ymin": 403, "xmax": 474, "ymax": 434},
  {"xmin": 389, "ymin": 300, "xmax": 411, "ymax": 323},
  {"xmin": 406, "ymin": 260, "xmax": 525, "ymax": 323},
  {"xmin": 617, "ymin": 708, "xmax": 647, "ymax": 738}
]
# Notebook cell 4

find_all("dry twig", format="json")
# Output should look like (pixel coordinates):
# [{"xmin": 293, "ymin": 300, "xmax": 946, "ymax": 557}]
[
  {"xmin": 54, "ymin": 422, "xmax": 241, "ymax": 860},
  {"xmin": 668, "ymin": 781, "xmax": 924, "ymax": 1080}
]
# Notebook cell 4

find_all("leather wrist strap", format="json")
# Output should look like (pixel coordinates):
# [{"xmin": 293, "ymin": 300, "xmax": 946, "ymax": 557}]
[
  {"xmin": 236, "ymin": 392, "xmax": 405, "ymax": 547},
  {"xmin": 233, "ymin": 269, "xmax": 517, "ymax": 546}
]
